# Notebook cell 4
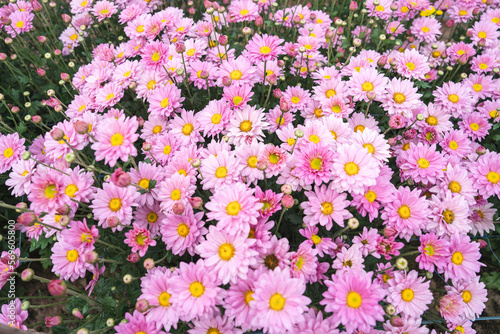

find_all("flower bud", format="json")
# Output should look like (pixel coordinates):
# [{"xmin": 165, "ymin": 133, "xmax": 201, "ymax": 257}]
[
  {"xmin": 347, "ymin": 217, "xmax": 359, "ymax": 229},
  {"xmin": 256, "ymin": 160, "xmax": 267, "ymax": 171},
  {"xmin": 366, "ymin": 91, "xmax": 376, "ymax": 100},
  {"xmin": 281, "ymin": 194, "xmax": 294, "ymax": 208},
  {"xmin": 190, "ymin": 158, "xmax": 201, "ymax": 168},
  {"xmin": 349, "ymin": 1, "xmax": 358, "ymax": 10},
  {"xmin": 476, "ymin": 145, "xmax": 486, "ymax": 156},
  {"xmin": 61, "ymin": 14, "xmax": 71, "ymax": 23},
  {"xmin": 106, "ymin": 318, "xmax": 115, "ymax": 327},
  {"xmin": 390, "ymin": 316, "xmax": 404, "ymax": 327},
  {"xmin": 404, "ymin": 128, "xmax": 417, "ymax": 140},
  {"xmin": 143, "ymin": 258, "xmax": 155, "ymax": 270},
  {"xmin": 295, "ymin": 129, "xmax": 304, "ymax": 138},
  {"xmin": 50, "ymin": 128, "xmax": 64, "ymax": 141},
  {"xmin": 172, "ymin": 202, "xmax": 185, "ymax": 215},
  {"xmin": 188, "ymin": 7, "xmax": 195, "ymax": 14},
  {"xmin": 281, "ymin": 184, "xmax": 292, "ymax": 195},
  {"xmin": 54, "ymin": 49, "xmax": 61, "ymax": 56},
  {"xmin": 188, "ymin": 196, "xmax": 203, "ymax": 209},
  {"xmin": 60, "ymin": 72, "xmax": 70, "ymax": 81},
  {"xmin": 384, "ymin": 226, "xmax": 398, "ymax": 238},
  {"xmin": 280, "ymin": 99, "xmax": 290, "ymax": 112},
  {"xmin": 242, "ymin": 27, "xmax": 252, "ymax": 35},
  {"xmin": 377, "ymin": 56, "xmax": 387, "ymax": 66},
  {"xmin": 385, "ymin": 304, "xmax": 396, "ymax": 315},
  {"xmin": 175, "ymin": 42, "xmax": 186, "ymax": 53},
  {"xmin": 353, "ymin": 38, "xmax": 362, "ymax": 47},
  {"xmin": 38, "ymin": 35, "xmax": 47, "ymax": 43},
  {"xmin": 123, "ymin": 274, "xmax": 133, "ymax": 284},
  {"xmin": 222, "ymin": 76, "xmax": 232, "ymax": 86},
  {"xmin": 396, "ymin": 257, "xmax": 408, "ymax": 270},
  {"xmin": 218, "ymin": 35, "xmax": 228, "ymax": 46},
  {"xmin": 72, "ymin": 308, "xmax": 84, "ymax": 319},
  {"xmin": 22, "ymin": 151, "xmax": 31, "ymax": 160},
  {"xmin": 73, "ymin": 120, "xmax": 90, "ymax": 135},
  {"xmin": 135, "ymin": 299, "xmax": 150, "ymax": 313},
  {"xmin": 107, "ymin": 216, "xmax": 120, "ymax": 228},
  {"xmin": 21, "ymin": 268, "xmax": 34, "ymax": 281},
  {"xmin": 255, "ymin": 16, "xmax": 263, "ymax": 26},
  {"xmin": 127, "ymin": 253, "xmax": 140, "ymax": 263},
  {"xmin": 17, "ymin": 212, "xmax": 37, "ymax": 227},
  {"xmin": 48, "ymin": 280, "xmax": 67, "ymax": 296},
  {"xmin": 267, "ymin": 74, "xmax": 277, "ymax": 85},
  {"xmin": 45, "ymin": 316, "xmax": 62, "ymax": 328},
  {"xmin": 142, "ymin": 142, "xmax": 152, "ymax": 151},
  {"xmin": 137, "ymin": 116, "xmax": 145, "ymax": 127},
  {"xmin": 426, "ymin": 271, "xmax": 433, "ymax": 279},
  {"xmin": 273, "ymin": 88, "xmax": 282, "ymax": 99},
  {"xmin": 76, "ymin": 329, "xmax": 89, "ymax": 334},
  {"xmin": 59, "ymin": 215, "xmax": 71, "ymax": 226},
  {"xmin": 200, "ymin": 70, "xmax": 209, "ymax": 79},
  {"xmin": 37, "ymin": 68, "xmax": 46, "ymax": 76},
  {"xmin": 110, "ymin": 168, "xmax": 131, "ymax": 187},
  {"xmin": 84, "ymin": 251, "xmax": 98, "ymax": 264},
  {"xmin": 21, "ymin": 301, "xmax": 30, "ymax": 311}
]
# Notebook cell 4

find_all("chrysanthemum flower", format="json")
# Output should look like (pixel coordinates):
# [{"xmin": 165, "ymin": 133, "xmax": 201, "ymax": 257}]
[
  {"xmin": 200, "ymin": 150, "xmax": 242, "ymax": 190},
  {"xmin": 382, "ymin": 78, "xmax": 423, "ymax": 117},
  {"xmin": 28, "ymin": 167, "xmax": 68, "ymax": 213},
  {"xmin": 332, "ymin": 244, "xmax": 365, "ymax": 273},
  {"xmin": 198, "ymin": 100, "xmax": 231, "ymax": 138},
  {"xmin": 91, "ymin": 115, "xmax": 139, "ymax": 167},
  {"xmin": 399, "ymin": 142, "xmax": 446, "ymax": 185},
  {"xmin": 227, "ymin": 105, "xmax": 269, "ymax": 146},
  {"xmin": 446, "ymin": 276, "xmax": 487, "ymax": 320},
  {"xmin": 196, "ymin": 226, "xmax": 257, "ymax": 284},
  {"xmin": 289, "ymin": 242, "xmax": 318, "ymax": 283},
  {"xmin": 301, "ymin": 183, "xmax": 352, "ymax": 230},
  {"xmin": 90, "ymin": 182, "xmax": 139, "ymax": 231},
  {"xmin": 348, "ymin": 67, "xmax": 388, "ymax": 103},
  {"xmin": 114, "ymin": 310, "xmax": 167, "ymax": 334},
  {"xmin": 133, "ymin": 203, "xmax": 165, "ymax": 238},
  {"xmin": 6, "ymin": 159, "xmax": 36, "ymax": 197},
  {"xmin": 459, "ymin": 112, "xmax": 492, "ymax": 141},
  {"xmin": 0, "ymin": 298, "xmax": 28, "ymax": 330},
  {"xmin": 387, "ymin": 270, "xmax": 433, "ymax": 317},
  {"xmin": 251, "ymin": 267, "xmax": 310, "ymax": 334},
  {"xmin": 434, "ymin": 82, "xmax": 474, "ymax": 118},
  {"xmin": 63, "ymin": 166, "xmax": 94, "ymax": 209},
  {"xmin": 395, "ymin": 49, "xmax": 430, "ymax": 80},
  {"xmin": 169, "ymin": 259, "xmax": 224, "ymax": 322},
  {"xmin": 292, "ymin": 143, "xmax": 334, "ymax": 185},
  {"xmin": 205, "ymin": 183, "xmax": 262, "ymax": 236},
  {"xmin": 235, "ymin": 140, "xmax": 265, "ymax": 184},
  {"xmin": 431, "ymin": 163, "xmax": 476, "ymax": 206},
  {"xmin": 381, "ymin": 186, "xmax": 429, "ymax": 241},
  {"xmin": 157, "ymin": 173, "xmax": 195, "ymax": 213},
  {"xmin": 331, "ymin": 143, "xmax": 380, "ymax": 195},
  {"xmin": 282, "ymin": 85, "xmax": 313, "ymax": 113},
  {"xmin": 470, "ymin": 203, "xmax": 496, "ymax": 236},
  {"xmin": 228, "ymin": 0, "xmax": 260, "ymax": 22},
  {"xmin": 0, "ymin": 133, "xmax": 23, "ymax": 174},
  {"xmin": 416, "ymin": 233, "xmax": 449, "ymax": 272},
  {"xmin": 148, "ymin": 83, "xmax": 184, "ymax": 119},
  {"xmin": 124, "ymin": 223, "xmax": 156, "ymax": 257},
  {"xmin": 61, "ymin": 219, "xmax": 98, "ymax": 253},
  {"xmin": 299, "ymin": 226, "xmax": 336, "ymax": 258},
  {"xmin": 440, "ymin": 129, "xmax": 471, "ymax": 158},
  {"xmin": 93, "ymin": 0, "xmax": 117, "ymax": 21},
  {"xmin": 444, "ymin": 234, "xmax": 484, "ymax": 282},
  {"xmin": 411, "ymin": 16, "xmax": 442, "ymax": 43},
  {"xmin": 189, "ymin": 313, "xmax": 238, "ymax": 334},
  {"xmin": 321, "ymin": 270, "xmax": 386, "ymax": 334},
  {"xmin": 223, "ymin": 84, "xmax": 254, "ymax": 109},
  {"xmin": 217, "ymin": 56, "xmax": 257, "ymax": 87},
  {"xmin": 148, "ymin": 133, "xmax": 181, "ymax": 165},
  {"xmin": 51, "ymin": 240, "xmax": 91, "ymax": 281},
  {"xmin": 7, "ymin": 11, "xmax": 34, "ymax": 37},
  {"xmin": 469, "ymin": 20, "xmax": 499, "ymax": 47},
  {"xmin": 256, "ymin": 235, "xmax": 291, "ymax": 271},
  {"xmin": 244, "ymin": 33, "xmax": 284, "ymax": 63},
  {"xmin": 468, "ymin": 151, "xmax": 500, "ymax": 198}
]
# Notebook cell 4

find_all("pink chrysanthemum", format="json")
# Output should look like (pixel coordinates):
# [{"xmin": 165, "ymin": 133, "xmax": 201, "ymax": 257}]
[
  {"xmin": 428, "ymin": 192, "xmax": 472, "ymax": 236},
  {"xmin": 395, "ymin": 49, "xmax": 430, "ymax": 80},
  {"xmin": 251, "ymin": 267, "xmax": 311, "ymax": 334},
  {"xmin": 382, "ymin": 78, "xmax": 423, "ymax": 117},
  {"xmin": 148, "ymin": 133, "xmax": 181, "ymax": 165},
  {"xmin": 289, "ymin": 242, "xmax": 318, "ymax": 283},
  {"xmin": 331, "ymin": 143, "xmax": 380, "ymax": 195},
  {"xmin": 124, "ymin": 223, "xmax": 156, "ymax": 257},
  {"xmin": 148, "ymin": 83, "xmax": 184, "ymax": 119},
  {"xmin": 299, "ymin": 226, "xmax": 336, "ymax": 258},
  {"xmin": 293, "ymin": 143, "xmax": 334, "ymax": 185},
  {"xmin": 301, "ymin": 183, "xmax": 352, "ymax": 230},
  {"xmin": 469, "ymin": 20, "xmax": 499, "ymax": 47},
  {"xmin": 205, "ymin": 183, "xmax": 262, "ymax": 236},
  {"xmin": 468, "ymin": 151, "xmax": 500, "ymax": 198},
  {"xmin": 434, "ymin": 82, "xmax": 474, "ymax": 118},
  {"xmin": 200, "ymin": 150, "xmax": 242, "ymax": 190},
  {"xmin": 223, "ymin": 84, "xmax": 254, "ymax": 109},
  {"xmin": 445, "ymin": 276, "xmax": 487, "ymax": 320},
  {"xmin": 387, "ymin": 270, "xmax": 433, "ymax": 317},
  {"xmin": 169, "ymin": 260, "xmax": 224, "ymax": 322},
  {"xmin": 0, "ymin": 298, "xmax": 28, "ymax": 330},
  {"xmin": 459, "ymin": 112, "xmax": 492, "ymax": 141},
  {"xmin": 321, "ymin": 270, "xmax": 386, "ymax": 334},
  {"xmin": 198, "ymin": 100, "xmax": 232, "ymax": 138},
  {"xmin": 6, "ymin": 159, "xmax": 36, "ymax": 197},
  {"xmin": 90, "ymin": 182, "xmax": 139, "ymax": 231},
  {"xmin": 28, "ymin": 167, "xmax": 68, "ymax": 213},
  {"xmin": 254, "ymin": 186, "xmax": 283, "ymax": 218},
  {"xmin": 114, "ymin": 310, "xmax": 166, "ymax": 334},
  {"xmin": 227, "ymin": 105, "xmax": 269, "ymax": 146},
  {"xmin": 440, "ymin": 129, "xmax": 471, "ymax": 158},
  {"xmin": 61, "ymin": 219, "xmax": 98, "ymax": 253},
  {"xmin": 217, "ymin": 56, "xmax": 257, "ymax": 87},
  {"xmin": 444, "ymin": 234, "xmax": 484, "ymax": 282},
  {"xmin": 399, "ymin": 142, "xmax": 446, "ymax": 185},
  {"xmin": 196, "ymin": 226, "xmax": 258, "ymax": 284},
  {"xmin": 134, "ymin": 203, "xmax": 165, "ymax": 238},
  {"xmin": 93, "ymin": 0, "xmax": 117, "ymax": 21},
  {"xmin": 332, "ymin": 244, "xmax": 365, "ymax": 273},
  {"xmin": 161, "ymin": 206, "xmax": 207, "ymax": 256},
  {"xmin": 244, "ymin": 33, "xmax": 284, "ymax": 63},
  {"xmin": 130, "ymin": 161, "xmax": 165, "ymax": 207},
  {"xmin": 410, "ymin": 16, "xmax": 442, "ymax": 43},
  {"xmin": 0, "ymin": 133, "xmax": 25, "ymax": 173},
  {"xmin": 7, "ymin": 11, "xmax": 34, "ymax": 37},
  {"xmin": 51, "ymin": 240, "xmax": 91, "ymax": 281},
  {"xmin": 228, "ymin": 0, "xmax": 260, "ymax": 22},
  {"xmin": 348, "ymin": 67, "xmax": 388, "ymax": 103},
  {"xmin": 416, "ymin": 233, "xmax": 450, "ymax": 272},
  {"xmin": 157, "ymin": 173, "xmax": 196, "ymax": 213}
]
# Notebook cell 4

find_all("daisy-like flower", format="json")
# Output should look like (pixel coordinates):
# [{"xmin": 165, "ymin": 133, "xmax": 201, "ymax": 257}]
[
  {"xmin": 444, "ymin": 234, "xmax": 484, "ymax": 282},
  {"xmin": 332, "ymin": 244, "xmax": 365, "ymax": 273},
  {"xmin": 61, "ymin": 219, "xmax": 98, "ymax": 253},
  {"xmin": 93, "ymin": 0, "xmax": 117, "ymax": 21},
  {"xmin": 223, "ymin": 84, "xmax": 254, "ymax": 109},
  {"xmin": 469, "ymin": 20, "xmax": 499, "ymax": 47},
  {"xmin": 477, "ymin": 100, "xmax": 500, "ymax": 123},
  {"xmin": 62, "ymin": 166, "xmax": 94, "ymax": 208},
  {"xmin": 228, "ymin": 0, "xmax": 260, "ymax": 22},
  {"xmin": 205, "ymin": 183, "xmax": 262, "ymax": 236},
  {"xmin": 168, "ymin": 110, "xmax": 204, "ymax": 146},
  {"xmin": 382, "ymin": 78, "xmax": 422, "ymax": 117},
  {"xmin": 226, "ymin": 105, "xmax": 269, "ymax": 146},
  {"xmin": 157, "ymin": 173, "xmax": 195, "ymax": 213},
  {"xmin": 189, "ymin": 313, "xmax": 238, "ymax": 334},
  {"xmin": 321, "ymin": 270, "xmax": 386, "ymax": 334},
  {"xmin": 28, "ymin": 167, "xmax": 67, "ymax": 213},
  {"xmin": 217, "ymin": 56, "xmax": 257, "ymax": 87},
  {"xmin": 381, "ymin": 186, "xmax": 429, "ymax": 241},
  {"xmin": 95, "ymin": 82, "xmax": 124, "ymax": 109},
  {"xmin": 434, "ymin": 82, "xmax": 474, "ymax": 118},
  {"xmin": 130, "ymin": 162, "xmax": 165, "ymax": 207},
  {"xmin": 196, "ymin": 226, "xmax": 258, "ymax": 284},
  {"xmin": 266, "ymin": 105, "xmax": 295, "ymax": 132},
  {"xmin": 7, "ymin": 11, "xmax": 34, "ymax": 37},
  {"xmin": 410, "ymin": 16, "xmax": 442, "ymax": 43},
  {"xmin": 289, "ymin": 243, "xmax": 318, "ymax": 283},
  {"xmin": 299, "ymin": 226, "xmax": 336, "ymax": 258},
  {"xmin": 235, "ymin": 140, "xmax": 265, "ymax": 184},
  {"xmin": 0, "ymin": 133, "xmax": 25, "ymax": 173},
  {"xmin": 331, "ymin": 143, "xmax": 380, "ymax": 195},
  {"xmin": 133, "ymin": 203, "xmax": 165, "ymax": 238},
  {"xmin": 416, "ymin": 233, "xmax": 450, "ymax": 272},
  {"xmin": 399, "ymin": 143, "xmax": 446, "ymax": 185},
  {"xmin": 244, "ymin": 33, "xmax": 284, "ymax": 63},
  {"xmin": 161, "ymin": 206, "xmax": 207, "ymax": 256},
  {"xmin": 348, "ymin": 67, "xmax": 388, "ymax": 103},
  {"xmin": 148, "ymin": 83, "xmax": 184, "ymax": 119},
  {"xmin": 387, "ymin": 270, "xmax": 433, "ymax": 317},
  {"xmin": 282, "ymin": 85, "xmax": 312, "ymax": 112},
  {"xmin": 114, "ymin": 310, "xmax": 167, "ymax": 334},
  {"xmin": 148, "ymin": 133, "xmax": 181, "ymax": 165},
  {"xmin": 440, "ymin": 129, "xmax": 471, "ymax": 158},
  {"xmin": 251, "ymin": 267, "xmax": 311, "ymax": 334},
  {"xmin": 415, "ymin": 103, "xmax": 453, "ymax": 136},
  {"xmin": 90, "ymin": 182, "xmax": 139, "ymax": 231},
  {"xmin": 468, "ymin": 151, "xmax": 500, "ymax": 198},
  {"xmin": 254, "ymin": 186, "xmax": 283, "ymax": 218},
  {"xmin": 91, "ymin": 115, "xmax": 139, "ymax": 167},
  {"xmin": 459, "ymin": 112, "xmax": 492, "ymax": 141},
  {"xmin": 446, "ymin": 276, "xmax": 487, "ymax": 320},
  {"xmin": 197, "ymin": 100, "xmax": 231, "ymax": 138},
  {"xmin": 395, "ymin": 49, "xmax": 430, "ymax": 80},
  {"xmin": 292, "ymin": 143, "xmax": 334, "ymax": 185},
  {"xmin": 0, "ymin": 298, "xmax": 28, "ymax": 330},
  {"xmin": 301, "ymin": 183, "xmax": 352, "ymax": 230},
  {"xmin": 6, "ymin": 159, "xmax": 36, "ymax": 197},
  {"xmin": 51, "ymin": 240, "xmax": 91, "ymax": 282},
  {"xmin": 124, "ymin": 223, "xmax": 156, "ymax": 257},
  {"xmin": 352, "ymin": 128, "xmax": 391, "ymax": 164},
  {"xmin": 200, "ymin": 150, "xmax": 242, "ymax": 190},
  {"xmin": 169, "ymin": 259, "xmax": 224, "ymax": 322},
  {"xmin": 470, "ymin": 203, "xmax": 496, "ymax": 236},
  {"xmin": 431, "ymin": 163, "xmax": 476, "ymax": 206}
]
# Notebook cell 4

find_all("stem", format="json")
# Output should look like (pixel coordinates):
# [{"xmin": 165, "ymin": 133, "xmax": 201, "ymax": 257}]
[
  {"xmin": 95, "ymin": 239, "xmax": 127, "ymax": 253},
  {"xmin": 29, "ymin": 300, "xmax": 68, "ymax": 309},
  {"xmin": 19, "ymin": 258, "xmax": 49, "ymax": 262},
  {"xmin": 275, "ymin": 207, "xmax": 287, "ymax": 234}
]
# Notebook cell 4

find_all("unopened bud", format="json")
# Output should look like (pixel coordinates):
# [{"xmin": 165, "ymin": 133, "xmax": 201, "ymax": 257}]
[{"xmin": 143, "ymin": 258, "xmax": 155, "ymax": 270}]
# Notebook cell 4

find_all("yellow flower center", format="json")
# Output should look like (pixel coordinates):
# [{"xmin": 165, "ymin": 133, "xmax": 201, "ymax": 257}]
[
  {"xmin": 493, "ymin": 17, "xmax": 500, "ymax": 24},
  {"xmin": 354, "ymin": 125, "xmax": 365, "ymax": 133},
  {"xmin": 240, "ymin": 9, "xmax": 249, "ymax": 15},
  {"xmin": 269, "ymin": 154, "xmax": 279, "ymax": 164},
  {"xmin": 147, "ymin": 212, "xmax": 158, "ymax": 223},
  {"xmin": 393, "ymin": 93, "xmax": 406, "ymax": 104},
  {"xmin": 244, "ymin": 290, "xmax": 254, "ymax": 305},
  {"xmin": 110, "ymin": 133, "xmax": 124, "ymax": 146},
  {"xmin": 325, "ymin": 89, "xmax": 336, "ymax": 98},
  {"xmin": 344, "ymin": 162, "xmax": 359, "ymax": 176},
  {"xmin": 479, "ymin": 63, "xmax": 488, "ymax": 70},
  {"xmin": 247, "ymin": 156, "xmax": 258, "ymax": 168},
  {"xmin": 449, "ymin": 140, "xmax": 458, "ymax": 150},
  {"xmin": 16, "ymin": 21, "xmax": 24, "ymax": 28},
  {"xmin": 424, "ymin": 245, "xmax": 434, "ymax": 256},
  {"xmin": 287, "ymin": 138, "xmax": 295, "ymax": 146},
  {"xmin": 448, "ymin": 181, "xmax": 462, "ymax": 193},
  {"xmin": 309, "ymin": 134, "xmax": 320, "ymax": 144},
  {"xmin": 160, "ymin": 98, "xmax": 169, "ymax": 108},
  {"xmin": 314, "ymin": 108, "xmax": 323, "ymax": 117},
  {"xmin": 432, "ymin": 51, "xmax": 441, "ymax": 58},
  {"xmin": 138, "ymin": 178, "xmax": 150, "ymax": 189},
  {"xmin": 177, "ymin": 223, "xmax": 189, "ymax": 237},
  {"xmin": 65, "ymin": 184, "xmax": 78, "ymax": 197},
  {"xmin": 21, "ymin": 170, "xmax": 29, "ymax": 177},
  {"xmin": 66, "ymin": 249, "xmax": 79, "ymax": 262},
  {"xmin": 100, "ymin": 9, "xmax": 108, "ymax": 15},
  {"xmin": 470, "ymin": 123, "xmax": 479, "ymax": 131},
  {"xmin": 230, "ymin": 70, "xmax": 242, "ymax": 80},
  {"xmin": 296, "ymin": 256, "xmax": 304, "ymax": 269},
  {"xmin": 489, "ymin": 109, "xmax": 499, "ymax": 119},
  {"xmin": 147, "ymin": 80, "xmax": 156, "ymax": 90},
  {"xmin": 186, "ymin": 48, "xmax": 196, "ymax": 56},
  {"xmin": 219, "ymin": 243, "xmax": 235, "ymax": 261},
  {"xmin": 365, "ymin": 190, "xmax": 377, "ymax": 203},
  {"xmin": 136, "ymin": 25, "xmax": 144, "ymax": 33},
  {"xmin": 291, "ymin": 96, "xmax": 300, "ymax": 104},
  {"xmin": 375, "ymin": 5, "xmax": 384, "ymax": 11},
  {"xmin": 163, "ymin": 145, "xmax": 172, "ymax": 155},
  {"xmin": 451, "ymin": 251, "xmax": 464, "ymax": 265},
  {"xmin": 401, "ymin": 288, "xmax": 414, "ymax": 302},
  {"xmin": 459, "ymin": 9, "xmax": 467, "ymax": 15},
  {"xmin": 171, "ymin": 189, "xmax": 181, "ymax": 201},
  {"xmin": 321, "ymin": 202, "xmax": 333, "ymax": 215},
  {"xmin": 3, "ymin": 147, "xmax": 14, "ymax": 158},
  {"xmin": 260, "ymin": 46, "xmax": 271, "ymax": 54},
  {"xmin": 448, "ymin": 94, "xmax": 459, "ymax": 103},
  {"xmin": 152, "ymin": 125, "xmax": 162, "ymax": 134},
  {"xmin": 81, "ymin": 232, "xmax": 92, "ymax": 243},
  {"xmin": 311, "ymin": 235, "xmax": 321, "ymax": 244},
  {"xmin": 478, "ymin": 31, "xmax": 487, "ymax": 39},
  {"xmin": 346, "ymin": 291, "xmax": 362, "ymax": 308},
  {"xmin": 398, "ymin": 204, "xmax": 411, "ymax": 219},
  {"xmin": 487, "ymin": 171, "xmax": 499, "ymax": 184},
  {"xmin": 158, "ymin": 291, "xmax": 171, "ymax": 307},
  {"xmin": 426, "ymin": 116, "xmax": 438, "ymax": 126},
  {"xmin": 363, "ymin": 143, "xmax": 375, "ymax": 154},
  {"xmin": 108, "ymin": 198, "xmax": 122, "ymax": 212},
  {"xmin": 442, "ymin": 209, "xmax": 455, "ymax": 224},
  {"xmin": 233, "ymin": 96, "xmax": 243, "ymax": 106},
  {"xmin": 310, "ymin": 158, "xmax": 322, "ymax": 170},
  {"xmin": 239, "ymin": 120, "xmax": 253, "ymax": 132},
  {"xmin": 406, "ymin": 62, "xmax": 415, "ymax": 71},
  {"xmin": 417, "ymin": 158, "xmax": 430, "ymax": 169},
  {"xmin": 151, "ymin": 52, "xmax": 160, "ymax": 62},
  {"xmin": 136, "ymin": 233, "xmax": 145, "ymax": 245},
  {"xmin": 473, "ymin": 84, "xmax": 482, "ymax": 92},
  {"xmin": 189, "ymin": 281, "xmax": 205, "ymax": 298},
  {"xmin": 211, "ymin": 113, "xmax": 222, "ymax": 124},
  {"xmin": 207, "ymin": 328, "xmax": 221, "ymax": 334},
  {"xmin": 422, "ymin": 26, "xmax": 430, "ymax": 33},
  {"xmin": 226, "ymin": 201, "xmax": 241, "ymax": 216},
  {"xmin": 45, "ymin": 185, "xmax": 58, "ymax": 199},
  {"xmin": 215, "ymin": 166, "xmax": 227, "ymax": 178},
  {"xmin": 462, "ymin": 290, "xmax": 472, "ymax": 303},
  {"xmin": 269, "ymin": 293, "xmax": 286, "ymax": 311},
  {"xmin": 362, "ymin": 82, "xmax": 374, "ymax": 91},
  {"xmin": 182, "ymin": 123, "xmax": 194, "ymax": 136}
]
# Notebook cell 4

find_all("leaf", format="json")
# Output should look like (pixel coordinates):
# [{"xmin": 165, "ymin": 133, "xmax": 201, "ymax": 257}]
[
  {"xmin": 11, "ymin": 89, "xmax": 20, "ymax": 104},
  {"xmin": 16, "ymin": 122, "xmax": 27, "ymax": 135},
  {"xmin": 148, "ymin": 179, "xmax": 157, "ymax": 190}
]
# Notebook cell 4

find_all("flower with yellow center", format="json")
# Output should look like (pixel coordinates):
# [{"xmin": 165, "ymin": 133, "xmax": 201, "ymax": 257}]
[
  {"xmin": 226, "ymin": 201, "xmax": 241, "ymax": 216},
  {"xmin": 65, "ymin": 184, "xmax": 78, "ymax": 197},
  {"xmin": 346, "ymin": 291, "xmax": 362, "ymax": 308},
  {"xmin": 309, "ymin": 134, "xmax": 320, "ymax": 144},
  {"xmin": 158, "ymin": 291, "xmax": 171, "ymax": 307},
  {"xmin": 451, "ymin": 251, "xmax": 463, "ymax": 265},
  {"xmin": 311, "ymin": 235, "xmax": 321, "ymax": 245},
  {"xmin": 3, "ymin": 147, "xmax": 14, "ymax": 158},
  {"xmin": 151, "ymin": 52, "xmax": 160, "ymax": 62},
  {"xmin": 247, "ymin": 156, "xmax": 258, "ymax": 168},
  {"xmin": 442, "ymin": 209, "xmax": 455, "ymax": 224},
  {"xmin": 406, "ymin": 62, "xmax": 415, "ymax": 71},
  {"xmin": 215, "ymin": 166, "xmax": 227, "ymax": 178},
  {"xmin": 362, "ymin": 82, "xmax": 374, "ymax": 91},
  {"xmin": 66, "ymin": 249, "xmax": 79, "ymax": 262},
  {"xmin": 108, "ymin": 198, "xmax": 122, "ymax": 212},
  {"xmin": 417, "ymin": 158, "xmax": 429, "ymax": 169},
  {"xmin": 182, "ymin": 123, "xmax": 194, "ymax": 136},
  {"xmin": 219, "ymin": 243, "xmax": 235, "ymax": 261},
  {"xmin": 363, "ymin": 143, "xmax": 375, "ymax": 154},
  {"xmin": 393, "ymin": 93, "xmax": 406, "ymax": 104},
  {"xmin": 110, "ymin": 133, "xmax": 124, "ymax": 146},
  {"xmin": 321, "ymin": 202, "xmax": 333, "ymax": 215},
  {"xmin": 269, "ymin": 154, "xmax": 279, "ymax": 164},
  {"xmin": 424, "ymin": 245, "xmax": 434, "ymax": 256},
  {"xmin": 260, "ymin": 46, "xmax": 271, "ymax": 54},
  {"xmin": 177, "ymin": 223, "xmax": 189, "ymax": 237},
  {"xmin": 152, "ymin": 125, "xmax": 162, "ymax": 135},
  {"xmin": 469, "ymin": 123, "xmax": 479, "ymax": 131},
  {"xmin": 398, "ymin": 205, "xmax": 411, "ymax": 219},
  {"xmin": 448, "ymin": 181, "xmax": 462, "ymax": 193},
  {"xmin": 45, "ymin": 184, "xmax": 58, "ymax": 199},
  {"xmin": 365, "ymin": 190, "xmax": 377, "ymax": 203},
  {"xmin": 344, "ymin": 162, "xmax": 359, "ymax": 176},
  {"xmin": 233, "ymin": 96, "xmax": 243, "ymax": 106},
  {"xmin": 426, "ymin": 116, "xmax": 438, "ymax": 126},
  {"xmin": 160, "ymin": 98, "xmax": 169, "ymax": 108},
  {"xmin": 477, "ymin": 31, "xmax": 487, "ymax": 39},
  {"xmin": 171, "ymin": 189, "xmax": 181, "ymax": 201},
  {"xmin": 310, "ymin": 158, "xmax": 322, "ymax": 170},
  {"xmin": 269, "ymin": 293, "xmax": 286, "ymax": 311},
  {"xmin": 462, "ymin": 290, "xmax": 472, "ymax": 303},
  {"xmin": 239, "ymin": 120, "xmax": 252, "ymax": 132},
  {"xmin": 230, "ymin": 70, "xmax": 242, "ymax": 80},
  {"xmin": 487, "ymin": 171, "xmax": 499, "ymax": 184},
  {"xmin": 325, "ymin": 89, "xmax": 336, "ymax": 98},
  {"xmin": 186, "ymin": 48, "xmax": 196, "ymax": 56},
  {"xmin": 291, "ymin": 96, "xmax": 300, "ymax": 104},
  {"xmin": 448, "ymin": 140, "xmax": 458, "ymax": 150},
  {"xmin": 401, "ymin": 288, "xmax": 414, "ymax": 302},
  {"xmin": 448, "ymin": 94, "xmax": 459, "ymax": 103},
  {"xmin": 189, "ymin": 281, "xmax": 205, "ymax": 298}
]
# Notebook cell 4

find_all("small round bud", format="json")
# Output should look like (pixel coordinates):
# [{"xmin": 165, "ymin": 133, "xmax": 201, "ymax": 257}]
[
  {"xmin": 84, "ymin": 251, "xmax": 98, "ymax": 264},
  {"xmin": 347, "ymin": 218, "xmax": 359, "ymax": 229},
  {"xmin": 172, "ymin": 202, "xmax": 185, "ymax": 215},
  {"xmin": 65, "ymin": 153, "xmax": 75, "ymax": 163},
  {"xmin": 396, "ymin": 257, "xmax": 408, "ymax": 270},
  {"xmin": 48, "ymin": 280, "xmax": 67, "ymax": 296},
  {"xmin": 281, "ymin": 184, "xmax": 292, "ymax": 195},
  {"xmin": 24, "ymin": 115, "xmax": 31, "ymax": 122},
  {"xmin": 416, "ymin": 114, "xmax": 425, "ymax": 121},
  {"xmin": 386, "ymin": 304, "xmax": 396, "ymax": 315},
  {"xmin": 294, "ymin": 129, "xmax": 304, "ymax": 138},
  {"xmin": 242, "ymin": 27, "xmax": 252, "ymax": 35},
  {"xmin": 191, "ymin": 158, "xmax": 201, "ymax": 168},
  {"xmin": 144, "ymin": 258, "xmax": 155, "ymax": 270},
  {"xmin": 299, "ymin": 46, "xmax": 306, "ymax": 53},
  {"xmin": 135, "ymin": 299, "xmax": 150, "ymax": 313},
  {"xmin": 21, "ymin": 301, "xmax": 30, "ymax": 311},
  {"xmin": 127, "ymin": 253, "xmax": 140, "ymax": 263},
  {"xmin": 44, "ymin": 53, "xmax": 51, "ymax": 59},
  {"xmin": 188, "ymin": 197, "xmax": 203, "ymax": 209},
  {"xmin": 106, "ymin": 318, "xmax": 115, "ymax": 327},
  {"xmin": 22, "ymin": 151, "xmax": 31, "ymax": 160},
  {"xmin": 123, "ymin": 274, "xmax": 133, "ymax": 284},
  {"xmin": 21, "ymin": 268, "xmax": 34, "ymax": 282},
  {"xmin": 107, "ymin": 216, "xmax": 120, "ymax": 228},
  {"xmin": 281, "ymin": 195, "xmax": 294, "ymax": 208},
  {"xmin": 379, "ymin": 34, "xmax": 386, "ymax": 41},
  {"xmin": 426, "ymin": 271, "xmax": 433, "ymax": 279},
  {"xmin": 476, "ymin": 145, "xmax": 486, "ymax": 156}
]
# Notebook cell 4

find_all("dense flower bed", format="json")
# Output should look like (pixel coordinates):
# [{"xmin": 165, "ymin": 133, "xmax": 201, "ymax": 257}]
[{"xmin": 0, "ymin": 0, "xmax": 499, "ymax": 333}]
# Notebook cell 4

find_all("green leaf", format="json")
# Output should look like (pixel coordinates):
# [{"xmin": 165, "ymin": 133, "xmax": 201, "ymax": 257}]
[
  {"xmin": 148, "ymin": 179, "xmax": 157, "ymax": 190},
  {"xmin": 16, "ymin": 122, "xmax": 27, "ymax": 135}
]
